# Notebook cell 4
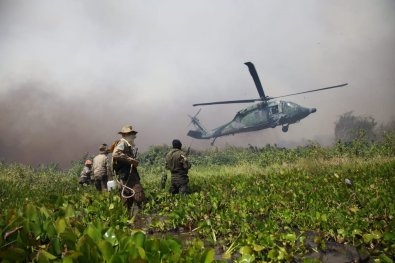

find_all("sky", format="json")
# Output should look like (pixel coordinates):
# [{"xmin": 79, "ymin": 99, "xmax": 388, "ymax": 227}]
[{"xmin": 0, "ymin": 0, "xmax": 394, "ymax": 168}]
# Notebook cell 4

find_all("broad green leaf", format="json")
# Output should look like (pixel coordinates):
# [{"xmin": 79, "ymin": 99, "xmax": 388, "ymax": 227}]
[
  {"xmin": 24, "ymin": 203, "xmax": 38, "ymax": 221},
  {"xmin": 97, "ymin": 240, "xmax": 114, "ymax": 261},
  {"xmin": 268, "ymin": 248, "xmax": 278, "ymax": 260},
  {"xmin": 137, "ymin": 246, "xmax": 146, "ymax": 259},
  {"xmin": 284, "ymin": 233, "xmax": 296, "ymax": 243},
  {"xmin": 37, "ymin": 250, "xmax": 57, "ymax": 261},
  {"xmin": 379, "ymin": 253, "xmax": 393, "ymax": 263},
  {"xmin": 239, "ymin": 246, "xmax": 252, "ymax": 255},
  {"xmin": 201, "ymin": 248, "xmax": 215, "ymax": 263},
  {"xmin": 363, "ymin": 234, "xmax": 373, "ymax": 243},
  {"xmin": 86, "ymin": 224, "xmax": 101, "ymax": 242},
  {"xmin": 132, "ymin": 231, "xmax": 146, "ymax": 247},
  {"xmin": 64, "ymin": 205, "xmax": 75, "ymax": 218},
  {"xmin": 371, "ymin": 230, "xmax": 382, "ymax": 239},
  {"xmin": 253, "ymin": 244, "xmax": 265, "ymax": 252},
  {"xmin": 76, "ymin": 235, "xmax": 100, "ymax": 262},
  {"xmin": 54, "ymin": 218, "xmax": 67, "ymax": 234},
  {"xmin": 49, "ymin": 237, "xmax": 62, "ymax": 255}
]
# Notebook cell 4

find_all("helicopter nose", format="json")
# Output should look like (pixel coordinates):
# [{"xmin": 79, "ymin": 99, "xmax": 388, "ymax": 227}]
[{"xmin": 310, "ymin": 108, "xmax": 317, "ymax": 113}]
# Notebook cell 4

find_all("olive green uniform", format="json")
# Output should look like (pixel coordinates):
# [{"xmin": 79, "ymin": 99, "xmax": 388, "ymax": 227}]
[
  {"xmin": 165, "ymin": 149, "xmax": 191, "ymax": 194},
  {"xmin": 112, "ymin": 138, "xmax": 145, "ymax": 211}
]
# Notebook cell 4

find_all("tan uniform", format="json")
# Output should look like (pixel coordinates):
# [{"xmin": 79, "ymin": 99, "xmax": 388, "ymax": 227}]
[
  {"xmin": 92, "ymin": 153, "xmax": 112, "ymax": 191},
  {"xmin": 112, "ymin": 138, "xmax": 145, "ymax": 211}
]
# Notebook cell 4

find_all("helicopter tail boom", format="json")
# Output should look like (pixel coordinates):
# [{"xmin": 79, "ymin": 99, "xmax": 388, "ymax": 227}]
[{"xmin": 187, "ymin": 130, "xmax": 203, "ymax": 139}]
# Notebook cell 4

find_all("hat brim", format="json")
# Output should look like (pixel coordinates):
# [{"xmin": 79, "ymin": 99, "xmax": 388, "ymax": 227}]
[{"xmin": 118, "ymin": 131, "xmax": 138, "ymax": 134}]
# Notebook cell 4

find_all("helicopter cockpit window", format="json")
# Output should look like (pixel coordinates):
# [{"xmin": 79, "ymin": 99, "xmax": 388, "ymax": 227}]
[
  {"xmin": 286, "ymin": 102, "xmax": 298, "ymax": 108},
  {"xmin": 271, "ymin": 106, "xmax": 278, "ymax": 114}
]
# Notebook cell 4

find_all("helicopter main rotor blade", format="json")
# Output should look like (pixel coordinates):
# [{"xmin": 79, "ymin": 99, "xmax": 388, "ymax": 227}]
[
  {"xmin": 271, "ymin": 83, "xmax": 348, "ymax": 99},
  {"xmin": 244, "ymin": 62, "xmax": 267, "ymax": 99},
  {"xmin": 193, "ymin": 99, "xmax": 260, "ymax": 106}
]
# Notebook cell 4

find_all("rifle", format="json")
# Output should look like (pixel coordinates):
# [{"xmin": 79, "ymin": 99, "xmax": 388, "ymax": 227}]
[{"xmin": 181, "ymin": 141, "xmax": 192, "ymax": 160}]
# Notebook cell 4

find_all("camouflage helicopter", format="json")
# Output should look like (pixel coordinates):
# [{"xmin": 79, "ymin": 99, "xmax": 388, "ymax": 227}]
[{"xmin": 187, "ymin": 62, "xmax": 347, "ymax": 145}]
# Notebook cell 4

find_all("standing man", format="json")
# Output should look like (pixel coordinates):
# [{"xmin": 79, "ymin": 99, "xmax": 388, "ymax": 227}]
[
  {"xmin": 92, "ymin": 144, "xmax": 112, "ymax": 192},
  {"xmin": 112, "ymin": 125, "xmax": 145, "ymax": 214},
  {"xmin": 165, "ymin": 139, "xmax": 192, "ymax": 195}
]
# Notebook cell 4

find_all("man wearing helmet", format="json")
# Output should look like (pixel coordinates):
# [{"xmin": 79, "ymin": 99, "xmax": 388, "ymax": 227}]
[
  {"xmin": 112, "ymin": 125, "xmax": 145, "ymax": 214},
  {"xmin": 79, "ymin": 159, "xmax": 92, "ymax": 185}
]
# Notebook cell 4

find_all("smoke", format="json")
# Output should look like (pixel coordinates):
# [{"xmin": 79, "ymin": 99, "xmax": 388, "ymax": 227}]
[{"xmin": 1, "ymin": 0, "xmax": 394, "ymax": 168}]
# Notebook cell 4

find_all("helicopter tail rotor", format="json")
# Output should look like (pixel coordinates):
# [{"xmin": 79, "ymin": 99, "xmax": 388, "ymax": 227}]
[
  {"xmin": 187, "ymin": 108, "xmax": 208, "ymax": 135},
  {"xmin": 186, "ymin": 108, "xmax": 202, "ymax": 127}
]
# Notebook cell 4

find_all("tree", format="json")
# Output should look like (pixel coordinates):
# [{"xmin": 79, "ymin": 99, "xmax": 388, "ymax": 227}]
[
  {"xmin": 334, "ymin": 112, "xmax": 377, "ymax": 143},
  {"xmin": 376, "ymin": 118, "xmax": 395, "ymax": 141}
]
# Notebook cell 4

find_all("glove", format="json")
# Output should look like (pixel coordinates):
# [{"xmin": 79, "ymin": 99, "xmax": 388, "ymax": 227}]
[{"xmin": 128, "ymin": 157, "xmax": 139, "ymax": 167}]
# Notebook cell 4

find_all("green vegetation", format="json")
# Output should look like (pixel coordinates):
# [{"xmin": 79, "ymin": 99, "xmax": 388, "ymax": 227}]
[{"xmin": 1, "ymin": 136, "xmax": 394, "ymax": 262}]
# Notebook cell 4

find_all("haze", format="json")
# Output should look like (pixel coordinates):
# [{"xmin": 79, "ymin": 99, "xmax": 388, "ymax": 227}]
[{"xmin": 1, "ymin": 0, "xmax": 394, "ymax": 168}]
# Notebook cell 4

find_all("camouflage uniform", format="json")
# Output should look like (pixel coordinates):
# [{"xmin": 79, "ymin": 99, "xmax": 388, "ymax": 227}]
[
  {"xmin": 112, "ymin": 138, "xmax": 145, "ymax": 211},
  {"xmin": 165, "ymin": 148, "xmax": 191, "ymax": 194},
  {"xmin": 92, "ymin": 151, "xmax": 112, "ymax": 192},
  {"xmin": 79, "ymin": 165, "xmax": 92, "ymax": 185}
]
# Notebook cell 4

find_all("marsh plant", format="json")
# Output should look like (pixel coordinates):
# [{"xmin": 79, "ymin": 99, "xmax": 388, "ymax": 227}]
[{"xmin": 0, "ymin": 137, "xmax": 394, "ymax": 262}]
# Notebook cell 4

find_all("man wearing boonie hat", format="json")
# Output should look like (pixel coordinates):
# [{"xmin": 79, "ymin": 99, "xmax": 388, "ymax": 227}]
[
  {"xmin": 92, "ymin": 143, "xmax": 112, "ymax": 192},
  {"xmin": 112, "ymin": 125, "xmax": 145, "ymax": 214}
]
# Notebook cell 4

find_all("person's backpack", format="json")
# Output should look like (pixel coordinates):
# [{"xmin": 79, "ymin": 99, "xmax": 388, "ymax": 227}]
[
  {"xmin": 110, "ymin": 139, "xmax": 120, "ymax": 174},
  {"xmin": 109, "ymin": 139, "xmax": 120, "ymax": 154}
]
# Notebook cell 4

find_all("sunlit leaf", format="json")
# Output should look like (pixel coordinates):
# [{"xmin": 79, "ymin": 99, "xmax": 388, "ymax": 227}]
[
  {"xmin": 253, "ymin": 244, "xmax": 265, "ymax": 252},
  {"xmin": 54, "ymin": 218, "xmax": 66, "ymax": 234},
  {"xmin": 349, "ymin": 206, "xmax": 359, "ymax": 213},
  {"xmin": 137, "ymin": 246, "xmax": 146, "ymax": 259},
  {"xmin": 239, "ymin": 246, "xmax": 252, "ymax": 255},
  {"xmin": 201, "ymin": 248, "xmax": 215, "ymax": 263},
  {"xmin": 104, "ymin": 227, "xmax": 118, "ymax": 246}
]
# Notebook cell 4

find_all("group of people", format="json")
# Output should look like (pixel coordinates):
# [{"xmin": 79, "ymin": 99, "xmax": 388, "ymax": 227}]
[
  {"xmin": 79, "ymin": 124, "xmax": 192, "ymax": 214},
  {"xmin": 78, "ymin": 143, "xmax": 112, "ymax": 192}
]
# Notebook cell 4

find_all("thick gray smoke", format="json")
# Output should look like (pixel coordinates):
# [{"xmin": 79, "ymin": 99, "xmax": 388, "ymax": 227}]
[{"xmin": 1, "ymin": 0, "xmax": 394, "ymax": 168}]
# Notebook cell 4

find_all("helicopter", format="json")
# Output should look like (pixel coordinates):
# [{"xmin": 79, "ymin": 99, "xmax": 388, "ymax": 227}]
[{"xmin": 187, "ymin": 62, "xmax": 348, "ymax": 145}]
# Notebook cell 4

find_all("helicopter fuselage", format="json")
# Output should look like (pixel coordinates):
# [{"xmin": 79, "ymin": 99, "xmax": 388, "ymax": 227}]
[{"xmin": 193, "ymin": 100, "xmax": 316, "ymax": 139}]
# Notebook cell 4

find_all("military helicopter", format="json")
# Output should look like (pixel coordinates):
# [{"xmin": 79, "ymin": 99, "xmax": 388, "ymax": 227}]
[{"xmin": 187, "ymin": 62, "xmax": 347, "ymax": 145}]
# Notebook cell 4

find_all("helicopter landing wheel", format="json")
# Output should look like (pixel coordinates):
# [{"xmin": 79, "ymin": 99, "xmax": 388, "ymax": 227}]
[{"xmin": 282, "ymin": 125, "xmax": 289, "ymax": 132}]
